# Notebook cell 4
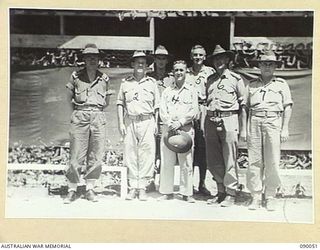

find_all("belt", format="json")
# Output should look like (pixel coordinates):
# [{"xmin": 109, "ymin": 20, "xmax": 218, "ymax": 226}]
[
  {"xmin": 250, "ymin": 110, "xmax": 282, "ymax": 118},
  {"xmin": 127, "ymin": 114, "xmax": 153, "ymax": 121},
  {"xmin": 207, "ymin": 110, "xmax": 238, "ymax": 118},
  {"xmin": 74, "ymin": 105, "xmax": 103, "ymax": 111}
]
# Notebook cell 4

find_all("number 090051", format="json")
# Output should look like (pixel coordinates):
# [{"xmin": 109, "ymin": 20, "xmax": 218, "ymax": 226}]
[{"xmin": 300, "ymin": 244, "xmax": 318, "ymax": 248}]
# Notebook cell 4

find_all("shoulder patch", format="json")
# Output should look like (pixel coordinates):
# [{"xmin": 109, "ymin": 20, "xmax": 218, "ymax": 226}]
[
  {"xmin": 71, "ymin": 71, "xmax": 79, "ymax": 80},
  {"xmin": 101, "ymin": 73, "xmax": 109, "ymax": 81}
]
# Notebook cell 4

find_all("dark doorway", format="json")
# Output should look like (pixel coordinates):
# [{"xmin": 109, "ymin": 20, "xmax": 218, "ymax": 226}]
[{"xmin": 155, "ymin": 17, "xmax": 230, "ymax": 65}]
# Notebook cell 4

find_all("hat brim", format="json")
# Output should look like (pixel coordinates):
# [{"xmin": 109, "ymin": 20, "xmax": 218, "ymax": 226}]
[
  {"xmin": 130, "ymin": 55, "xmax": 154, "ymax": 66},
  {"xmin": 80, "ymin": 51, "xmax": 105, "ymax": 59},
  {"xmin": 250, "ymin": 59, "xmax": 282, "ymax": 67},
  {"xmin": 207, "ymin": 51, "xmax": 235, "ymax": 61},
  {"xmin": 152, "ymin": 53, "xmax": 174, "ymax": 61}
]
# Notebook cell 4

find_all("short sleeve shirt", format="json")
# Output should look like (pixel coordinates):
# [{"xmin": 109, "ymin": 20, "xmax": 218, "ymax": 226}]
[
  {"xmin": 206, "ymin": 69, "xmax": 246, "ymax": 111},
  {"xmin": 186, "ymin": 65, "xmax": 215, "ymax": 100},
  {"xmin": 116, "ymin": 75, "xmax": 160, "ymax": 116},
  {"xmin": 160, "ymin": 79, "xmax": 199, "ymax": 126},
  {"xmin": 245, "ymin": 77, "xmax": 293, "ymax": 112},
  {"xmin": 66, "ymin": 68, "xmax": 109, "ymax": 107}
]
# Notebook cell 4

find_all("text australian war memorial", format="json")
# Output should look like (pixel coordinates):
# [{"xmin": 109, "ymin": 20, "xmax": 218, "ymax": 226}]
[{"xmin": 8, "ymin": 9, "xmax": 313, "ymax": 190}]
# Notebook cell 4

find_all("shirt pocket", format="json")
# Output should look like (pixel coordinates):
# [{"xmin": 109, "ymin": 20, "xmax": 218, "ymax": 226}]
[
  {"xmin": 218, "ymin": 85, "xmax": 237, "ymax": 106},
  {"xmin": 266, "ymin": 87, "xmax": 282, "ymax": 104},
  {"xmin": 142, "ymin": 87, "xmax": 154, "ymax": 103},
  {"xmin": 180, "ymin": 92, "xmax": 193, "ymax": 105},
  {"xmin": 249, "ymin": 87, "xmax": 261, "ymax": 106},
  {"xmin": 124, "ymin": 88, "xmax": 137, "ymax": 103},
  {"xmin": 74, "ymin": 81, "xmax": 89, "ymax": 103}
]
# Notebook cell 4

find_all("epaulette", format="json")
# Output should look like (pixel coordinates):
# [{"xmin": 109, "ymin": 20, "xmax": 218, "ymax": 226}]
[
  {"xmin": 229, "ymin": 71, "xmax": 242, "ymax": 81},
  {"xmin": 145, "ymin": 76, "xmax": 156, "ymax": 82},
  {"xmin": 274, "ymin": 77, "xmax": 286, "ymax": 84},
  {"xmin": 207, "ymin": 73, "xmax": 219, "ymax": 83},
  {"xmin": 124, "ymin": 75, "xmax": 134, "ymax": 81}
]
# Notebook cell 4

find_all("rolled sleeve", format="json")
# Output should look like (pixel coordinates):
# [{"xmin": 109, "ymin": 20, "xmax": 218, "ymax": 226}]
[
  {"xmin": 236, "ymin": 77, "xmax": 247, "ymax": 107},
  {"xmin": 160, "ymin": 89, "xmax": 170, "ymax": 125},
  {"xmin": 281, "ymin": 82, "xmax": 294, "ymax": 107},
  {"xmin": 66, "ymin": 73, "xmax": 75, "ymax": 91},
  {"xmin": 154, "ymin": 84, "xmax": 160, "ymax": 110}
]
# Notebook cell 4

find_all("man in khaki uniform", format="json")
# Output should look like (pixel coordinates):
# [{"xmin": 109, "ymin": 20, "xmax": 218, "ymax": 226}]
[
  {"xmin": 117, "ymin": 51, "xmax": 160, "ymax": 201},
  {"xmin": 245, "ymin": 51, "xmax": 293, "ymax": 211},
  {"xmin": 158, "ymin": 60, "xmax": 198, "ymax": 203},
  {"xmin": 64, "ymin": 43, "xmax": 111, "ymax": 203},
  {"xmin": 187, "ymin": 45, "xmax": 215, "ymax": 196},
  {"xmin": 205, "ymin": 45, "xmax": 246, "ymax": 207}
]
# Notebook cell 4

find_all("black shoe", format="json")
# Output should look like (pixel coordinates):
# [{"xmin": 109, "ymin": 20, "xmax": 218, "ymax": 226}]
[
  {"xmin": 182, "ymin": 195, "xmax": 196, "ymax": 203},
  {"xmin": 146, "ymin": 181, "xmax": 156, "ymax": 193},
  {"xmin": 207, "ymin": 192, "xmax": 226, "ymax": 205},
  {"xmin": 64, "ymin": 190, "xmax": 77, "ymax": 204},
  {"xmin": 197, "ymin": 185, "xmax": 211, "ymax": 196},
  {"xmin": 85, "ymin": 189, "xmax": 98, "ymax": 202}
]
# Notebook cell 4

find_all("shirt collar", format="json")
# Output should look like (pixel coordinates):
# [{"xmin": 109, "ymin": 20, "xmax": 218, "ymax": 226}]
[
  {"xmin": 220, "ymin": 69, "xmax": 231, "ymax": 79},
  {"xmin": 173, "ymin": 79, "xmax": 192, "ymax": 91},
  {"xmin": 78, "ymin": 68, "xmax": 102, "ymax": 83},
  {"xmin": 257, "ymin": 76, "xmax": 277, "ymax": 86}
]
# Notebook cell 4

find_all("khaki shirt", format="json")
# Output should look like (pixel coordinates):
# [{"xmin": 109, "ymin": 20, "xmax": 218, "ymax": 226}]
[
  {"xmin": 186, "ymin": 65, "xmax": 215, "ymax": 100},
  {"xmin": 206, "ymin": 69, "xmax": 246, "ymax": 111},
  {"xmin": 147, "ymin": 71, "xmax": 175, "ymax": 97},
  {"xmin": 245, "ymin": 77, "xmax": 293, "ymax": 112},
  {"xmin": 116, "ymin": 75, "xmax": 160, "ymax": 116},
  {"xmin": 66, "ymin": 68, "xmax": 109, "ymax": 107},
  {"xmin": 160, "ymin": 79, "xmax": 199, "ymax": 126}
]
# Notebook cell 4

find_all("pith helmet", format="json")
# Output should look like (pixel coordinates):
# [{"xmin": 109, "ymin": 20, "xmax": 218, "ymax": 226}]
[{"xmin": 163, "ymin": 130, "xmax": 193, "ymax": 153}]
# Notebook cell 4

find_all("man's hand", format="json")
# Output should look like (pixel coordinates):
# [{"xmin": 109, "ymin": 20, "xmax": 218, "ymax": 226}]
[
  {"xmin": 281, "ymin": 128, "xmax": 289, "ymax": 143},
  {"xmin": 169, "ymin": 121, "xmax": 182, "ymax": 131},
  {"xmin": 119, "ymin": 123, "xmax": 127, "ymax": 137}
]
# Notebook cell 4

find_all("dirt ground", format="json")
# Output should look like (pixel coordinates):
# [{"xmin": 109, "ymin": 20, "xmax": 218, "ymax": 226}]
[{"xmin": 5, "ymin": 169, "xmax": 313, "ymax": 224}]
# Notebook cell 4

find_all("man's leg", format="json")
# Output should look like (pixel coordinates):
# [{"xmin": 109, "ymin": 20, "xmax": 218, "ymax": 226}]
[{"xmin": 205, "ymin": 116, "xmax": 226, "ymax": 203}]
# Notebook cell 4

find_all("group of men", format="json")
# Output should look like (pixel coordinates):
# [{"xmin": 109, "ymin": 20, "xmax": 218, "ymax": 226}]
[{"xmin": 63, "ymin": 42, "xmax": 293, "ymax": 212}]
